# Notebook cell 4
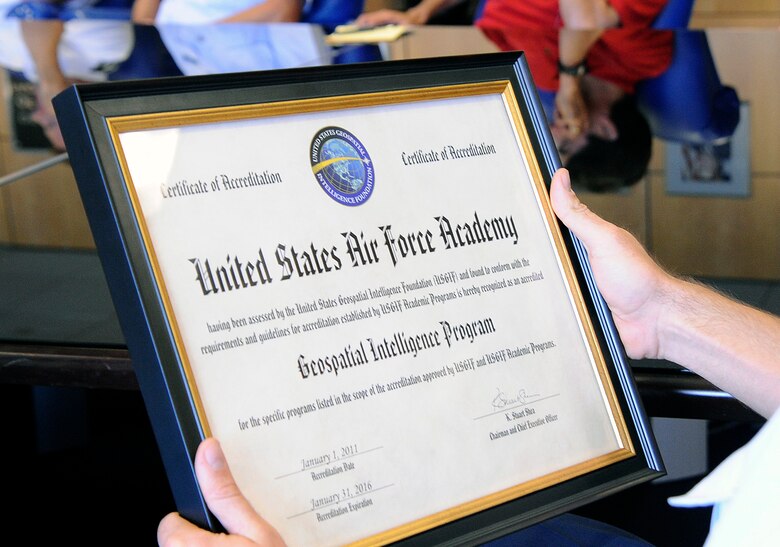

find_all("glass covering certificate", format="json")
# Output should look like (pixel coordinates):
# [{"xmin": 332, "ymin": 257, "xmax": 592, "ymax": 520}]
[{"xmin": 109, "ymin": 82, "xmax": 632, "ymax": 545}]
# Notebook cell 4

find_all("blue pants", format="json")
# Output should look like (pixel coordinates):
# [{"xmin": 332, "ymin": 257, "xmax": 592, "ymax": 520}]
[{"xmin": 483, "ymin": 514, "xmax": 654, "ymax": 546}]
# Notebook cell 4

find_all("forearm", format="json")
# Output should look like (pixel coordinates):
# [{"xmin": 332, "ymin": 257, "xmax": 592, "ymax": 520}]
[
  {"xmin": 220, "ymin": 0, "xmax": 302, "ymax": 23},
  {"xmin": 554, "ymin": 30, "xmax": 601, "ymax": 138},
  {"xmin": 131, "ymin": 0, "xmax": 161, "ymax": 24},
  {"xmin": 559, "ymin": 0, "xmax": 619, "ymax": 29},
  {"xmin": 558, "ymin": 29, "xmax": 602, "ymax": 66},
  {"xmin": 658, "ymin": 277, "xmax": 780, "ymax": 418},
  {"xmin": 549, "ymin": 169, "xmax": 780, "ymax": 419},
  {"xmin": 20, "ymin": 19, "xmax": 66, "ymax": 86}
]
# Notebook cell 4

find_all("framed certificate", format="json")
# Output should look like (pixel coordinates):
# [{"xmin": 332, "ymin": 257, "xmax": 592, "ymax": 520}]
[{"xmin": 54, "ymin": 53, "xmax": 663, "ymax": 545}]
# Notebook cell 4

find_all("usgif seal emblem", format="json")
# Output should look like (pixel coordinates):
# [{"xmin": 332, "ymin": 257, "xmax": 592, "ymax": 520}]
[{"xmin": 310, "ymin": 126, "xmax": 374, "ymax": 206}]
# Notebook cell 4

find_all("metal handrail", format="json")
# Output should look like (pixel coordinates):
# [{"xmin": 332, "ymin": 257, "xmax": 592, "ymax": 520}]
[{"xmin": 0, "ymin": 152, "xmax": 69, "ymax": 188}]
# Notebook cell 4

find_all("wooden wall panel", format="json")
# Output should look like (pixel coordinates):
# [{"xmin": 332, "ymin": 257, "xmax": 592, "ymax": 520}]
[
  {"xmin": 578, "ymin": 178, "xmax": 649, "ymax": 247},
  {"xmin": 0, "ymin": 83, "xmax": 9, "ymax": 137},
  {"xmin": 0, "ymin": 141, "xmax": 94, "ymax": 248},
  {"xmin": 0, "ymin": 181, "xmax": 13, "ymax": 243},
  {"xmin": 387, "ymin": 25, "xmax": 497, "ymax": 59},
  {"xmin": 1, "ymin": 74, "xmax": 93, "ymax": 248},
  {"xmin": 692, "ymin": 0, "xmax": 780, "ymax": 27},
  {"xmin": 1, "ymin": 74, "xmax": 12, "ymax": 242},
  {"xmin": 707, "ymin": 29, "xmax": 780, "ymax": 174},
  {"xmin": 649, "ymin": 173, "xmax": 780, "ymax": 280}
]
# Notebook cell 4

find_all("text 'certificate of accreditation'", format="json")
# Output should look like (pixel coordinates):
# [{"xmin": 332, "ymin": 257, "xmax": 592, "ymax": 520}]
[{"xmin": 111, "ymin": 83, "xmax": 633, "ymax": 546}]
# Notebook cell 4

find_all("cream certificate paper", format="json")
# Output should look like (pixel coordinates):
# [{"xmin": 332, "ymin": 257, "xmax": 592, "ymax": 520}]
[{"xmin": 113, "ymin": 85, "xmax": 632, "ymax": 546}]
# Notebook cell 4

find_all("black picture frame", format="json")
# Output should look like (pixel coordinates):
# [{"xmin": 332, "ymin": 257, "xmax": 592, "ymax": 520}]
[{"xmin": 54, "ymin": 52, "xmax": 663, "ymax": 546}]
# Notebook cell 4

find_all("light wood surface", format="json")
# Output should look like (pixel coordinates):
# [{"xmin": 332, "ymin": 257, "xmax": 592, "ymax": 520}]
[
  {"xmin": 0, "ymin": 74, "xmax": 13, "ymax": 242},
  {"xmin": 578, "ymin": 179, "xmax": 650, "ymax": 248},
  {"xmin": 649, "ymin": 173, "xmax": 780, "ymax": 280},
  {"xmin": 0, "ymin": 138, "xmax": 94, "ymax": 248},
  {"xmin": 691, "ymin": 0, "xmax": 780, "ymax": 27},
  {"xmin": 387, "ymin": 24, "xmax": 498, "ymax": 58}
]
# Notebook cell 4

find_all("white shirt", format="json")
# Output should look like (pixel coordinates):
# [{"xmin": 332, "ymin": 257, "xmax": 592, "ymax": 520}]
[
  {"xmin": 156, "ymin": 22, "xmax": 331, "ymax": 75},
  {"xmin": 668, "ymin": 409, "xmax": 780, "ymax": 546},
  {"xmin": 155, "ymin": 0, "xmax": 314, "ymax": 24},
  {"xmin": 0, "ymin": 3, "xmax": 132, "ymax": 82},
  {"xmin": 156, "ymin": 0, "xmax": 263, "ymax": 24}
]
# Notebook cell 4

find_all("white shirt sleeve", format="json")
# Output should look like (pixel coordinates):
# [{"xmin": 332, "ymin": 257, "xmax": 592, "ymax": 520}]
[{"xmin": 668, "ymin": 409, "xmax": 780, "ymax": 546}]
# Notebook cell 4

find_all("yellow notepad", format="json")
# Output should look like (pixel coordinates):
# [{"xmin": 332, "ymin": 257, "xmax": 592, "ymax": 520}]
[{"xmin": 326, "ymin": 24, "xmax": 409, "ymax": 45}]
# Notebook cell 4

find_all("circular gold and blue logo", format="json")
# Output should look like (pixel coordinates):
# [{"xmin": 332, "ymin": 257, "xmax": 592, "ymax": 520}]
[{"xmin": 310, "ymin": 126, "xmax": 374, "ymax": 206}]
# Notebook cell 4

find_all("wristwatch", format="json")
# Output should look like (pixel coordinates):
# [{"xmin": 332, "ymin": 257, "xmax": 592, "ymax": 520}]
[{"xmin": 558, "ymin": 59, "xmax": 588, "ymax": 77}]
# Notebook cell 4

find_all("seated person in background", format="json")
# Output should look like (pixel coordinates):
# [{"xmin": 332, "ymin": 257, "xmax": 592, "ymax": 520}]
[
  {"xmin": 157, "ymin": 168, "xmax": 780, "ymax": 546},
  {"xmin": 0, "ymin": 1, "xmax": 133, "ymax": 150},
  {"xmin": 356, "ymin": 0, "xmax": 668, "ymax": 29},
  {"xmin": 359, "ymin": 0, "xmax": 673, "ymax": 191},
  {"xmin": 477, "ymin": 0, "xmax": 668, "ymax": 30},
  {"xmin": 480, "ymin": 3, "xmax": 672, "ymax": 192},
  {"xmin": 483, "ymin": 25, "xmax": 673, "ymax": 191},
  {"xmin": 131, "ymin": 0, "xmax": 304, "ymax": 24}
]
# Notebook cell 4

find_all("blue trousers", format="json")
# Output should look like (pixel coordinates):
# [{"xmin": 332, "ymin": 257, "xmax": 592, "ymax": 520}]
[{"xmin": 483, "ymin": 514, "xmax": 654, "ymax": 546}]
